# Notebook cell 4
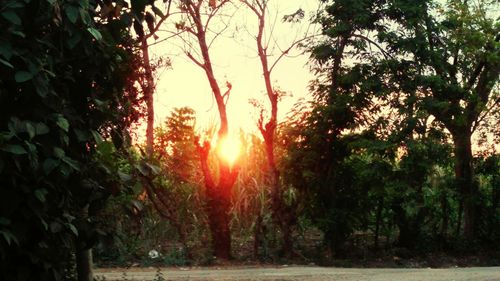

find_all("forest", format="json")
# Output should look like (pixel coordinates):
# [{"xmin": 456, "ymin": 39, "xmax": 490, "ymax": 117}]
[{"xmin": 0, "ymin": 0, "xmax": 498, "ymax": 280}]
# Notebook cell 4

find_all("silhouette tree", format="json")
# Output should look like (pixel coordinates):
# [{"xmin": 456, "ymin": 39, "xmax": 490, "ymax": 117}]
[{"xmin": 176, "ymin": 0, "xmax": 238, "ymax": 260}]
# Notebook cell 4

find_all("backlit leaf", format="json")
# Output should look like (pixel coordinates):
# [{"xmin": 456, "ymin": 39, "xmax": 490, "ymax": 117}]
[
  {"xmin": 91, "ymin": 130, "xmax": 103, "ymax": 144},
  {"xmin": 87, "ymin": 28, "xmax": 102, "ymax": 41}
]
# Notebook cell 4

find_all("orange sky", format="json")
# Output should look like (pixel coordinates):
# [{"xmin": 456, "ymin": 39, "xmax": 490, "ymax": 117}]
[{"xmin": 143, "ymin": 0, "xmax": 319, "ymax": 136}]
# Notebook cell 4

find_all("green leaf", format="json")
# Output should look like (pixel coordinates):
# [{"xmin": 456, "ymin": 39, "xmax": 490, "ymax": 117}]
[
  {"xmin": 87, "ymin": 28, "xmax": 102, "ymax": 41},
  {"xmin": 26, "ymin": 122, "xmax": 35, "ymax": 139},
  {"xmin": 80, "ymin": 9, "xmax": 91, "ymax": 25},
  {"xmin": 43, "ymin": 158, "xmax": 59, "ymax": 175},
  {"xmin": 53, "ymin": 147, "xmax": 65, "ymax": 158},
  {"xmin": 1, "ymin": 10, "xmax": 21, "ymax": 25},
  {"xmin": 145, "ymin": 163, "xmax": 161, "ymax": 175},
  {"xmin": 1, "ymin": 144, "xmax": 27, "ymax": 155},
  {"xmin": 9, "ymin": 30, "xmax": 25, "ymax": 38},
  {"xmin": 67, "ymin": 223, "xmax": 78, "ymax": 235},
  {"xmin": 97, "ymin": 141, "xmax": 114, "ymax": 157},
  {"xmin": 0, "ymin": 58, "xmax": 13, "ymax": 68},
  {"xmin": 56, "ymin": 116, "xmax": 69, "ymax": 132},
  {"xmin": 34, "ymin": 189, "xmax": 48, "ymax": 202},
  {"xmin": 91, "ymin": 130, "xmax": 103, "ymax": 144},
  {"xmin": 0, "ymin": 40, "xmax": 13, "ymax": 60},
  {"xmin": 0, "ymin": 131, "xmax": 14, "ymax": 142},
  {"xmin": 65, "ymin": 5, "xmax": 79, "ymax": 24},
  {"xmin": 79, "ymin": 0, "xmax": 90, "ymax": 9},
  {"xmin": 14, "ymin": 71, "xmax": 33, "ymax": 82},
  {"xmin": 118, "ymin": 171, "xmax": 132, "ymax": 182}
]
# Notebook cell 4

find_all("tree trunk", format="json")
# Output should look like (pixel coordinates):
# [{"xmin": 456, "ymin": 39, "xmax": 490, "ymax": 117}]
[
  {"xmin": 76, "ymin": 248, "xmax": 93, "ymax": 281},
  {"xmin": 196, "ymin": 139, "xmax": 237, "ymax": 260},
  {"xmin": 76, "ymin": 205, "xmax": 93, "ymax": 281},
  {"xmin": 184, "ymin": 1, "xmax": 239, "ymax": 260},
  {"xmin": 206, "ymin": 191, "xmax": 232, "ymax": 260},
  {"xmin": 374, "ymin": 198, "xmax": 383, "ymax": 249},
  {"xmin": 255, "ymin": 8, "xmax": 295, "ymax": 258},
  {"xmin": 452, "ymin": 131, "xmax": 476, "ymax": 240},
  {"xmin": 141, "ymin": 39, "xmax": 155, "ymax": 157}
]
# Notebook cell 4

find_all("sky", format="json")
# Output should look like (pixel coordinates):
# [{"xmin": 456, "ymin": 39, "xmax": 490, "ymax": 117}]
[
  {"xmin": 135, "ymin": 0, "xmax": 498, "ymax": 155},
  {"xmin": 145, "ymin": 0, "xmax": 320, "ymax": 135}
]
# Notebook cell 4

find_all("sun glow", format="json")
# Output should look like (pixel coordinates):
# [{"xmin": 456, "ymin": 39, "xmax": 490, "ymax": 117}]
[{"xmin": 216, "ymin": 135, "xmax": 241, "ymax": 166}]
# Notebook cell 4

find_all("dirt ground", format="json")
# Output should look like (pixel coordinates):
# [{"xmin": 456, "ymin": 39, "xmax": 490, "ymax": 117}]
[{"xmin": 95, "ymin": 266, "xmax": 500, "ymax": 281}]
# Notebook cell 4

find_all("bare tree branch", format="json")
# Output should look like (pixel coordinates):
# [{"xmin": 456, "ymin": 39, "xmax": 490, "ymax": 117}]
[{"xmin": 186, "ymin": 51, "xmax": 205, "ymax": 69}]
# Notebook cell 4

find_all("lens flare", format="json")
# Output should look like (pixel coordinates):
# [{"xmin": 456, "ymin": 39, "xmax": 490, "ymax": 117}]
[{"xmin": 217, "ymin": 135, "xmax": 241, "ymax": 165}]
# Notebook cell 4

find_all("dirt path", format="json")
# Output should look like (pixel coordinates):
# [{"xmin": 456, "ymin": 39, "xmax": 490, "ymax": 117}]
[{"xmin": 95, "ymin": 266, "xmax": 500, "ymax": 281}]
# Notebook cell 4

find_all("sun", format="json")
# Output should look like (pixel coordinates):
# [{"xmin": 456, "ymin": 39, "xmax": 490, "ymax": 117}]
[{"xmin": 216, "ymin": 135, "xmax": 241, "ymax": 166}]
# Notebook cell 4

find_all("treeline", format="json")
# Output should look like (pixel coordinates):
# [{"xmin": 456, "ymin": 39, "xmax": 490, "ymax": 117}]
[{"xmin": 93, "ymin": 106, "xmax": 498, "ymax": 266}]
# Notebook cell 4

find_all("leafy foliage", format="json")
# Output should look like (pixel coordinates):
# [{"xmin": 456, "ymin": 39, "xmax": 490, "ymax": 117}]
[
  {"xmin": 0, "ymin": 0, "xmax": 143, "ymax": 279},
  {"xmin": 283, "ymin": 0, "xmax": 499, "ymax": 255}
]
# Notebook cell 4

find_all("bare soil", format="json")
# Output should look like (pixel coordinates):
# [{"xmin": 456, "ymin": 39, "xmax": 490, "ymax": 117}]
[{"xmin": 95, "ymin": 266, "xmax": 500, "ymax": 281}]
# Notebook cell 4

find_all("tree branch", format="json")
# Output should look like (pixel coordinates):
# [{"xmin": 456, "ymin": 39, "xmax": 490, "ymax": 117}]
[{"xmin": 186, "ymin": 51, "xmax": 205, "ymax": 69}]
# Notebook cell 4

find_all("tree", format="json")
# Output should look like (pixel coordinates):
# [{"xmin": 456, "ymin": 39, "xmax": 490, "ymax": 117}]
[
  {"xmin": 176, "ymin": 0, "xmax": 239, "ymax": 260},
  {"xmin": 131, "ymin": 0, "xmax": 174, "ymax": 157},
  {"xmin": 144, "ymin": 107, "xmax": 205, "ymax": 258},
  {"xmin": 310, "ymin": 0, "xmax": 499, "ymax": 241},
  {"xmin": 240, "ymin": 0, "xmax": 311, "ymax": 257},
  {"xmin": 0, "ymin": 0, "xmax": 142, "ymax": 279}
]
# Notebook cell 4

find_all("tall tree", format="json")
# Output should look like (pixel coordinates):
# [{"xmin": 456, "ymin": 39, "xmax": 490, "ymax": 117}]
[
  {"xmin": 311, "ymin": 0, "xmax": 499, "ymax": 240},
  {"xmin": 240, "ymin": 0, "xmax": 311, "ymax": 257},
  {"xmin": 130, "ymin": 0, "xmax": 173, "ymax": 157},
  {"xmin": 176, "ymin": 0, "xmax": 238, "ymax": 260}
]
